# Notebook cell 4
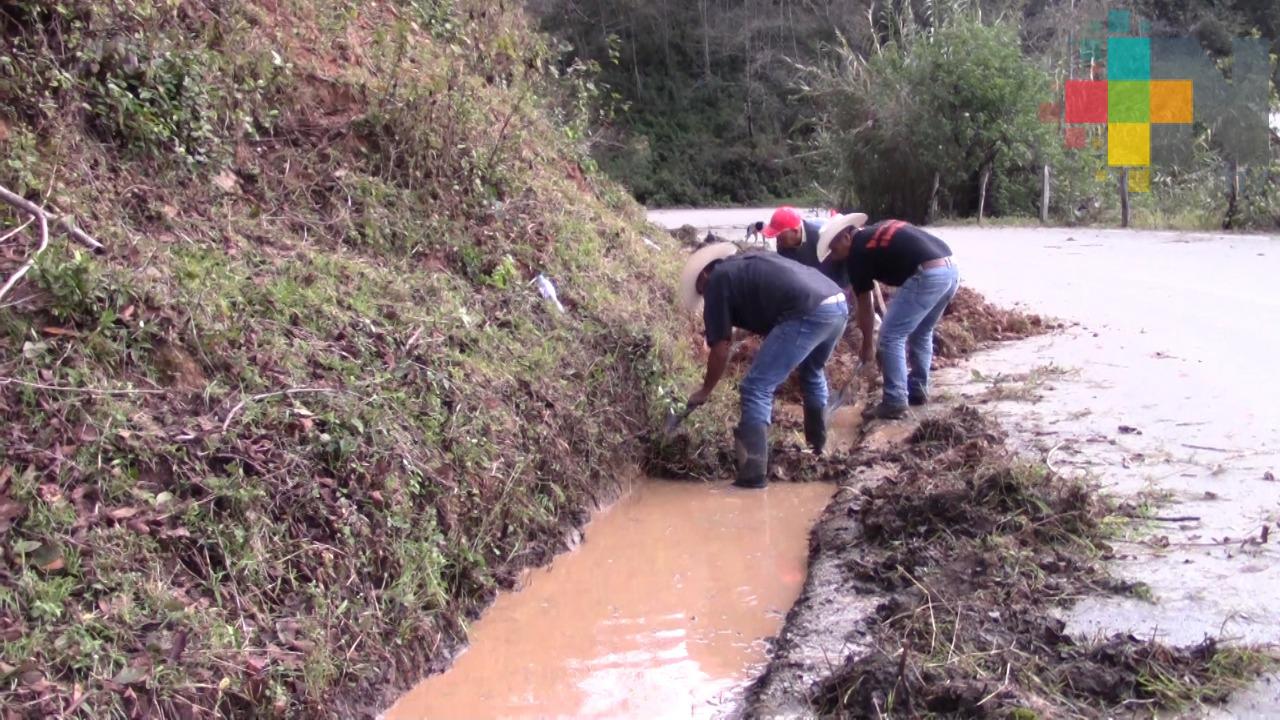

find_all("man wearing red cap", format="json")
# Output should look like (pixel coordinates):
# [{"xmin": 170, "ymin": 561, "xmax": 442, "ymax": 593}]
[{"xmin": 760, "ymin": 206, "xmax": 852, "ymax": 290}]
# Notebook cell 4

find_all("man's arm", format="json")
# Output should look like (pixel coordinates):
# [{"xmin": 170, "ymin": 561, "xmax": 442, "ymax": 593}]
[
  {"xmin": 855, "ymin": 290, "xmax": 876, "ymax": 364},
  {"xmin": 688, "ymin": 340, "xmax": 732, "ymax": 407}
]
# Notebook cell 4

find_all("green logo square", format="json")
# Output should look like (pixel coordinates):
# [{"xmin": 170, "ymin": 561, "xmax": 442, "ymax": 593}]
[{"xmin": 1108, "ymin": 81, "xmax": 1150, "ymax": 122}]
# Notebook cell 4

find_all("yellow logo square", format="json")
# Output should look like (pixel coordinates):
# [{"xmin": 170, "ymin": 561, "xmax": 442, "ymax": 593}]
[
  {"xmin": 1129, "ymin": 167, "xmax": 1151, "ymax": 192},
  {"xmin": 1108, "ymin": 123, "xmax": 1150, "ymax": 166}
]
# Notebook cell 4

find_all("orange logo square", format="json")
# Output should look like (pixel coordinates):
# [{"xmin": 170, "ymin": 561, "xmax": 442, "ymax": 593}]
[{"xmin": 1150, "ymin": 80, "xmax": 1193, "ymax": 124}]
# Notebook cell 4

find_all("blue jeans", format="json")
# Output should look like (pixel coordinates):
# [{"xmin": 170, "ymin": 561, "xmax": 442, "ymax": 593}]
[
  {"xmin": 878, "ymin": 265, "xmax": 960, "ymax": 407},
  {"xmin": 739, "ymin": 300, "xmax": 849, "ymax": 427}
]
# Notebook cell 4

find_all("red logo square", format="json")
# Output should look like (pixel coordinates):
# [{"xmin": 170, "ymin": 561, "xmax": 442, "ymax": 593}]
[{"xmin": 1065, "ymin": 80, "xmax": 1108, "ymax": 123}]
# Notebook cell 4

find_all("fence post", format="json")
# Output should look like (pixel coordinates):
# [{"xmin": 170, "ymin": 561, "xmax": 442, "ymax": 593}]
[
  {"xmin": 1224, "ymin": 159, "xmax": 1240, "ymax": 230},
  {"xmin": 977, "ymin": 164, "xmax": 991, "ymax": 225},
  {"xmin": 1119, "ymin": 168, "xmax": 1131, "ymax": 228},
  {"xmin": 1040, "ymin": 164, "xmax": 1051, "ymax": 224}
]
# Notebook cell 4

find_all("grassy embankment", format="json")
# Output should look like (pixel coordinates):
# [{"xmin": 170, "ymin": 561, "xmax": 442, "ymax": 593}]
[{"xmin": 0, "ymin": 1, "xmax": 732, "ymax": 716}]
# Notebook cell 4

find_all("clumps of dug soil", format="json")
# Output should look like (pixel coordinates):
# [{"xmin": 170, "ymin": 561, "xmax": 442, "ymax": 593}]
[
  {"xmin": 932, "ymin": 286, "xmax": 1054, "ymax": 363},
  {"xmin": 807, "ymin": 406, "xmax": 1273, "ymax": 718}
]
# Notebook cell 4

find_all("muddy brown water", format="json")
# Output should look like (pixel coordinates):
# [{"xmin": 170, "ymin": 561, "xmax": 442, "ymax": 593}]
[{"xmin": 383, "ymin": 479, "xmax": 834, "ymax": 720}]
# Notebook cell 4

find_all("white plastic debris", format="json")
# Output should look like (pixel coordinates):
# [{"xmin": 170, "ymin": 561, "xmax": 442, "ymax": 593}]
[
  {"xmin": 532, "ymin": 274, "xmax": 566, "ymax": 313},
  {"xmin": 643, "ymin": 237, "xmax": 660, "ymax": 250}
]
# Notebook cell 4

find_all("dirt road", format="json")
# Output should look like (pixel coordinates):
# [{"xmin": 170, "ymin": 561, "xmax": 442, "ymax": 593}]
[{"xmin": 651, "ymin": 209, "xmax": 1280, "ymax": 712}]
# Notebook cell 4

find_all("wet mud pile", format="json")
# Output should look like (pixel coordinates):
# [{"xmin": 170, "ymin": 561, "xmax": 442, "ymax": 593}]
[
  {"xmin": 747, "ymin": 407, "xmax": 1273, "ymax": 719},
  {"xmin": 931, "ymin": 286, "xmax": 1054, "ymax": 364},
  {"xmin": 645, "ymin": 426, "xmax": 856, "ymax": 483}
]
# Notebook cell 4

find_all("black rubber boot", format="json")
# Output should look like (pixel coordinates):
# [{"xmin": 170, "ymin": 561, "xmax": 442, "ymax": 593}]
[
  {"xmin": 909, "ymin": 388, "xmax": 929, "ymax": 406},
  {"xmin": 733, "ymin": 424, "xmax": 769, "ymax": 489},
  {"xmin": 862, "ymin": 401, "xmax": 909, "ymax": 421},
  {"xmin": 803, "ymin": 405, "xmax": 827, "ymax": 455}
]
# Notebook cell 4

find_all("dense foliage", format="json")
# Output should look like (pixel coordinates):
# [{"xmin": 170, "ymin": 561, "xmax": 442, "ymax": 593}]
[
  {"xmin": 806, "ymin": 19, "xmax": 1056, "ymax": 223},
  {"xmin": 536, "ymin": 0, "xmax": 1279, "ymax": 227}
]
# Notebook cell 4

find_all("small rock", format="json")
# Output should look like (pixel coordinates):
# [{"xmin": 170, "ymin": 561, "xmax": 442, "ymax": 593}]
[
  {"xmin": 212, "ymin": 169, "xmax": 240, "ymax": 193},
  {"xmin": 1117, "ymin": 425, "xmax": 1142, "ymax": 435},
  {"xmin": 1264, "ymin": 471, "xmax": 1275, "ymax": 482}
]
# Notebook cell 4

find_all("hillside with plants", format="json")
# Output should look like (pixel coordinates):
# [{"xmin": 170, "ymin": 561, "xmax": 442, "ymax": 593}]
[
  {"xmin": 0, "ymin": 1, "xmax": 728, "ymax": 716},
  {"xmin": 535, "ymin": 0, "xmax": 1279, "ymax": 227}
]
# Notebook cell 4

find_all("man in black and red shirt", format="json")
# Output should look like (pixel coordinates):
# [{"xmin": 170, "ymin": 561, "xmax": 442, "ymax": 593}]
[{"xmin": 818, "ymin": 216, "xmax": 959, "ymax": 419}]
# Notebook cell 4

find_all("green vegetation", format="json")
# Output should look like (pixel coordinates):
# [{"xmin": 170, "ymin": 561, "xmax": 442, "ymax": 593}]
[
  {"xmin": 804, "ymin": 18, "xmax": 1056, "ymax": 223},
  {"xmin": 0, "ymin": 1, "xmax": 731, "ymax": 716},
  {"xmin": 535, "ymin": 0, "xmax": 1278, "ymax": 227}
]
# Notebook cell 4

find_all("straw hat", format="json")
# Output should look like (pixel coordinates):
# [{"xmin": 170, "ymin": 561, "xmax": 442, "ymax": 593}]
[
  {"xmin": 678, "ymin": 242, "xmax": 740, "ymax": 313},
  {"xmin": 816, "ymin": 213, "xmax": 868, "ymax": 262}
]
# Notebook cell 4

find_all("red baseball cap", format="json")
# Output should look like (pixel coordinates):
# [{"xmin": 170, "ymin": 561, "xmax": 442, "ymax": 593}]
[{"xmin": 761, "ymin": 207, "xmax": 803, "ymax": 238}]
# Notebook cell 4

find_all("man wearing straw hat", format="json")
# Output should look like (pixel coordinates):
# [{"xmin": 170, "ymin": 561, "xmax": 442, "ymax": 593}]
[
  {"xmin": 758, "ymin": 206, "xmax": 862, "ymax": 289},
  {"xmin": 817, "ymin": 216, "xmax": 959, "ymax": 420},
  {"xmin": 679, "ymin": 243, "xmax": 849, "ymax": 488}
]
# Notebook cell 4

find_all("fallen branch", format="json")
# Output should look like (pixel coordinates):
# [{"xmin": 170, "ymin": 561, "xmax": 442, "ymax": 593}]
[
  {"xmin": 0, "ymin": 376, "xmax": 166, "ymax": 396},
  {"xmin": 0, "ymin": 216, "xmax": 33, "ymax": 244},
  {"xmin": 976, "ymin": 662, "xmax": 1012, "ymax": 707},
  {"xmin": 0, "ymin": 183, "xmax": 106, "ymax": 303},
  {"xmin": 221, "ymin": 387, "xmax": 342, "ymax": 432},
  {"xmin": 1181, "ymin": 443, "xmax": 1238, "ymax": 453},
  {"xmin": 0, "ymin": 203, "xmax": 48, "ymax": 303},
  {"xmin": 894, "ymin": 642, "xmax": 914, "ymax": 715},
  {"xmin": 1045, "ymin": 441, "xmax": 1066, "ymax": 475},
  {"xmin": 0, "ymin": 184, "xmax": 105, "ymax": 254}
]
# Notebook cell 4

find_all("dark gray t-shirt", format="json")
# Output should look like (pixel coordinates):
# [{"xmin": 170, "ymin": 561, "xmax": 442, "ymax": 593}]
[
  {"xmin": 702, "ymin": 253, "xmax": 842, "ymax": 345},
  {"xmin": 776, "ymin": 219, "xmax": 851, "ymax": 289}
]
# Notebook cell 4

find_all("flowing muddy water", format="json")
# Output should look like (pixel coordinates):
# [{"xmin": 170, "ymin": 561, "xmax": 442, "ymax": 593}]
[{"xmin": 384, "ymin": 479, "xmax": 834, "ymax": 720}]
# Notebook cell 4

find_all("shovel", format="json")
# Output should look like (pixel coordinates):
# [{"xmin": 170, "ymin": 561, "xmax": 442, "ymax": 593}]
[
  {"xmin": 826, "ymin": 361, "xmax": 873, "ymax": 419},
  {"xmin": 662, "ymin": 404, "xmax": 698, "ymax": 437},
  {"xmin": 825, "ymin": 377, "xmax": 859, "ymax": 420}
]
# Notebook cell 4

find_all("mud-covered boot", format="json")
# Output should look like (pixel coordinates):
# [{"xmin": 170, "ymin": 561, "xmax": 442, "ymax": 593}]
[
  {"xmin": 803, "ymin": 405, "xmax": 827, "ymax": 455},
  {"xmin": 862, "ymin": 401, "xmax": 908, "ymax": 421},
  {"xmin": 733, "ymin": 423, "xmax": 769, "ymax": 489}
]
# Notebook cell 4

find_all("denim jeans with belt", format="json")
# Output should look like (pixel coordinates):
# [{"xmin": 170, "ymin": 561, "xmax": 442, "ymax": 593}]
[
  {"xmin": 739, "ymin": 298, "xmax": 849, "ymax": 427},
  {"xmin": 878, "ymin": 264, "xmax": 960, "ymax": 407}
]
